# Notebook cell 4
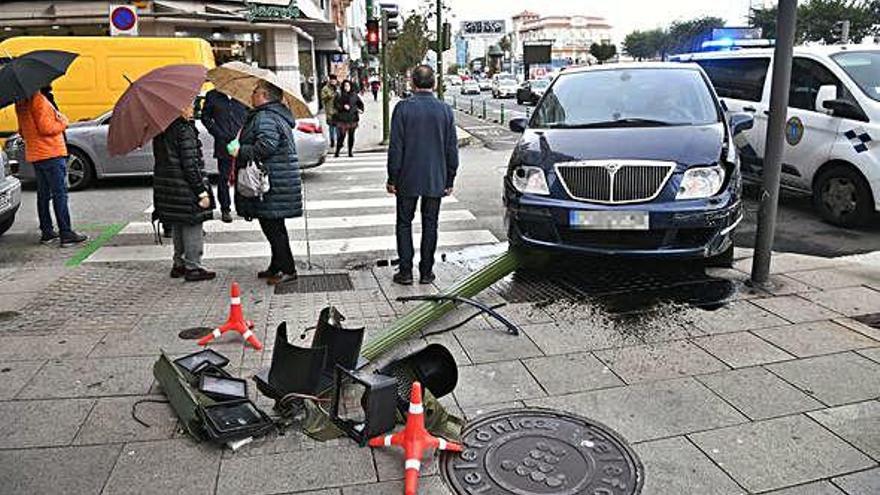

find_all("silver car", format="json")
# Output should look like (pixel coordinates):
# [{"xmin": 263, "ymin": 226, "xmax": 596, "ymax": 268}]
[
  {"xmin": 0, "ymin": 150, "xmax": 22, "ymax": 236},
  {"xmin": 6, "ymin": 112, "xmax": 327, "ymax": 191}
]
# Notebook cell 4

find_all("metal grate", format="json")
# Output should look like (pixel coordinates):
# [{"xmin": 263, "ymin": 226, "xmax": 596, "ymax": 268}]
[
  {"xmin": 556, "ymin": 161, "xmax": 675, "ymax": 204},
  {"xmin": 274, "ymin": 273, "xmax": 355, "ymax": 294}
]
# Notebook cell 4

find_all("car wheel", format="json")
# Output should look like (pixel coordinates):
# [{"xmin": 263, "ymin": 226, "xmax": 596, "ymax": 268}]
[
  {"xmin": 704, "ymin": 244, "xmax": 734, "ymax": 269},
  {"xmin": 0, "ymin": 213, "xmax": 14, "ymax": 236},
  {"xmin": 66, "ymin": 148, "xmax": 95, "ymax": 191},
  {"xmin": 813, "ymin": 164, "xmax": 874, "ymax": 228}
]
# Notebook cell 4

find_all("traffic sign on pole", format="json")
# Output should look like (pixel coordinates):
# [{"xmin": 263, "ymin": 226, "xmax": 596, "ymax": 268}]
[{"xmin": 110, "ymin": 5, "xmax": 138, "ymax": 36}]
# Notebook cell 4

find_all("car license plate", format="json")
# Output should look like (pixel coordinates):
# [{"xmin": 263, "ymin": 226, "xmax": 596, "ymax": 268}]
[
  {"xmin": 570, "ymin": 210, "xmax": 649, "ymax": 230},
  {"xmin": 0, "ymin": 191, "xmax": 8, "ymax": 211}
]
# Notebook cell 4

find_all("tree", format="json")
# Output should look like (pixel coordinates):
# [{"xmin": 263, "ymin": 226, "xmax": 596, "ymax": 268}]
[
  {"xmin": 590, "ymin": 42, "xmax": 617, "ymax": 64},
  {"xmin": 666, "ymin": 16, "xmax": 726, "ymax": 54},
  {"xmin": 750, "ymin": 0, "xmax": 880, "ymax": 44},
  {"xmin": 623, "ymin": 28, "xmax": 668, "ymax": 60},
  {"xmin": 446, "ymin": 63, "xmax": 460, "ymax": 75},
  {"xmin": 387, "ymin": 14, "xmax": 430, "ymax": 78}
]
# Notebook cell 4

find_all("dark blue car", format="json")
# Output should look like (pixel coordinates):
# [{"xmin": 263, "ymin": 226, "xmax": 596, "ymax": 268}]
[{"xmin": 504, "ymin": 63, "xmax": 754, "ymax": 267}]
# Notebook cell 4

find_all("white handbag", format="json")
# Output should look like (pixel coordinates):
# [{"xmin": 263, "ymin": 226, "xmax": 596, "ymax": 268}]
[{"xmin": 237, "ymin": 160, "xmax": 270, "ymax": 199}]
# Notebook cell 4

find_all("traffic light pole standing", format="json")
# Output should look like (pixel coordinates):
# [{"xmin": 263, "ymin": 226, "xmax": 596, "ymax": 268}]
[
  {"xmin": 381, "ymin": 9, "xmax": 390, "ymax": 144},
  {"xmin": 436, "ymin": 0, "xmax": 444, "ymax": 100}
]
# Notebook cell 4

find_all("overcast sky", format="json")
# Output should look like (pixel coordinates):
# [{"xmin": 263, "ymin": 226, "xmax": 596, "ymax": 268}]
[{"xmin": 396, "ymin": 0, "xmax": 759, "ymax": 43}]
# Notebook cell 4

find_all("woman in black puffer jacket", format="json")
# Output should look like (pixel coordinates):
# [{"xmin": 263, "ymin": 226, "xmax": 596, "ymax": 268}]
[
  {"xmin": 333, "ymin": 80, "xmax": 364, "ymax": 158},
  {"xmin": 152, "ymin": 104, "xmax": 215, "ymax": 282}
]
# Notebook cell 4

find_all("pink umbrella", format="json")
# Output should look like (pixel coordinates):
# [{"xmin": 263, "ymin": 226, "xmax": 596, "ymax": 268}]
[{"xmin": 108, "ymin": 64, "xmax": 207, "ymax": 156}]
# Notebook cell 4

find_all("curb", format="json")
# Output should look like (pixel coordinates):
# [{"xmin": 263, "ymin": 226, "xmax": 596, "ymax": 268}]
[{"xmin": 356, "ymin": 126, "xmax": 475, "ymax": 153}]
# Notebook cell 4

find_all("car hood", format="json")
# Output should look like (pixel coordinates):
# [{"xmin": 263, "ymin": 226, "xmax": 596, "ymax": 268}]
[{"xmin": 512, "ymin": 123, "xmax": 725, "ymax": 169}]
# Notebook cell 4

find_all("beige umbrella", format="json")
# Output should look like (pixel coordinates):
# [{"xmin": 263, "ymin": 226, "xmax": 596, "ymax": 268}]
[{"xmin": 207, "ymin": 61, "xmax": 312, "ymax": 119}]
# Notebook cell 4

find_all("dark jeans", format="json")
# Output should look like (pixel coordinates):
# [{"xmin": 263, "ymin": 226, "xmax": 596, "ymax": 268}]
[
  {"xmin": 216, "ymin": 156, "xmax": 233, "ymax": 213},
  {"xmin": 327, "ymin": 123, "xmax": 338, "ymax": 146},
  {"xmin": 258, "ymin": 218, "xmax": 296, "ymax": 275},
  {"xmin": 33, "ymin": 157, "xmax": 72, "ymax": 236},
  {"xmin": 396, "ymin": 196, "xmax": 441, "ymax": 275},
  {"xmin": 335, "ymin": 128, "xmax": 356, "ymax": 155}
]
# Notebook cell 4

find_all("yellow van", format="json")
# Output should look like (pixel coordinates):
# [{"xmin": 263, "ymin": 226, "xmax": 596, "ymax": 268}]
[{"xmin": 0, "ymin": 36, "xmax": 215, "ymax": 138}]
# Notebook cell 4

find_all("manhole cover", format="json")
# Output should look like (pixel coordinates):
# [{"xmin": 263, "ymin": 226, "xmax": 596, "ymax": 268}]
[
  {"xmin": 274, "ymin": 273, "xmax": 354, "ymax": 294},
  {"xmin": 854, "ymin": 313, "xmax": 880, "ymax": 329},
  {"xmin": 442, "ymin": 408, "xmax": 643, "ymax": 495},
  {"xmin": 178, "ymin": 326, "xmax": 215, "ymax": 340}
]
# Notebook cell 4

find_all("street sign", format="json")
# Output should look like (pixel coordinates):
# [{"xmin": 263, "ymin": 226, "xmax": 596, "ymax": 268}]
[
  {"xmin": 110, "ymin": 5, "xmax": 138, "ymax": 37},
  {"xmin": 460, "ymin": 20, "xmax": 505, "ymax": 36}
]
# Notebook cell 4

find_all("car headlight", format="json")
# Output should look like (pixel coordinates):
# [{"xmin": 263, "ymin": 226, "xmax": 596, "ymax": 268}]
[
  {"xmin": 676, "ymin": 166, "xmax": 726, "ymax": 200},
  {"xmin": 511, "ymin": 165, "xmax": 550, "ymax": 195}
]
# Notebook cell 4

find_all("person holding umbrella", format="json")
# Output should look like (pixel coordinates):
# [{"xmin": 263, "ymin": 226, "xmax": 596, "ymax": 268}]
[
  {"xmin": 333, "ymin": 80, "xmax": 364, "ymax": 158},
  {"xmin": 0, "ymin": 50, "xmax": 87, "ymax": 247},
  {"xmin": 228, "ymin": 80, "xmax": 302, "ymax": 285},
  {"xmin": 201, "ymin": 88, "xmax": 247, "ymax": 224}
]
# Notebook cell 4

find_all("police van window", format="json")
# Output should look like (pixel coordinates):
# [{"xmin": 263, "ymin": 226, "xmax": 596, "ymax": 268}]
[
  {"xmin": 696, "ymin": 58, "xmax": 769, "ymax": 102},
  {"xmin": 789, "ymin": 57, "xmax": 854, "ymax": 111},
  {"xmin": 832, "ymin": 51, "xmax": 880, "ymax": 102}
]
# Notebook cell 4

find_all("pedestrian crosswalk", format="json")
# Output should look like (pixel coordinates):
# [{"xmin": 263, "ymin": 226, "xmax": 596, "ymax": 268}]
[{"xmin": 85, "ymin": 152, "xmax": 501, "ymax": 267}]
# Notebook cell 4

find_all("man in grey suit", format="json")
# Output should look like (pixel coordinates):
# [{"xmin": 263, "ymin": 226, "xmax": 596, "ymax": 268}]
[{"xmin": 386, "ymin": 65, "xmax": 459, "ymax": 285}]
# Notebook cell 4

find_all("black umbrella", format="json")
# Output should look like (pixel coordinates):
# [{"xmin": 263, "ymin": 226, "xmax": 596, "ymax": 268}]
[{"xmin": 0, "ymin": 50, "xmax": 78, "ymax": 109}]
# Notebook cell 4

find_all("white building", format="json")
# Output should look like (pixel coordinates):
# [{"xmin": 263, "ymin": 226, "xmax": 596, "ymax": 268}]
[{"xmin": 515, "ymin": 12, "xmax": 613, "ymax": 64}]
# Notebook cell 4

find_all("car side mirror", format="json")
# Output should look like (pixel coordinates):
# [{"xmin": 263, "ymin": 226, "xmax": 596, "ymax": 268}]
[
  {"xmin": 729, "ymin": 113, "xmax": 754, "ymax": 136},
  {"xmin": 509, "ymin": 117, "xmax": 528, "ymax": 133},
  {"xmin": 823, "ymin": 98, "xmax": 866, "ymax": 121},
  {"xmin": 816, "ymin": 85, "xmax": 837, "ymax": 114}
]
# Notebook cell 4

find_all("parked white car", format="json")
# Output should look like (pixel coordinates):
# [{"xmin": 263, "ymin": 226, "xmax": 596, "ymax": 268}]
[{"xmin": 0, "ymin": 150, "xmax": 21, "ymax": 236}]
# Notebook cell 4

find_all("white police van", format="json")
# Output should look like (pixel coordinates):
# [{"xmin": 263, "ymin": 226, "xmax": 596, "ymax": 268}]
[{"xmin": 674, "ymin": 46, "xmax": 880, "ymax": 227}]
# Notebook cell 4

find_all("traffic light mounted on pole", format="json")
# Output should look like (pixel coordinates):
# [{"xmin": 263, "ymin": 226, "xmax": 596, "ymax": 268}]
[
  {"xmin": 379, "ymin": 3, "xmax": 399, "ymax": 144},
  {"xmin": 367, "ymin": 19, "xmax": 380, "ymax": 55}
]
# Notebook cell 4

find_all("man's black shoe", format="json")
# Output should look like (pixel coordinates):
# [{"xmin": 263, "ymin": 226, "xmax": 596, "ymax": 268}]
[
  {"xmin": 185, "ymin": 268, "xmax": 216, "ymax": 282},
  {"xmin": 39, "ymin": 231, "xmax": 59, "ymax": 245},
  {"xmin": 170, "ymin": 266, "xmax": 186, "ymax": 279},
  {"xmin": 267, "ymin": 271, "xmax": 297, "ymax": 286},
  {"xmin": 221, "ymin": 211, "xmax": 233, "ymax": 224},
  {"xmin": 393, "ymin": 271, "xmax": 413, "ymax": 286},
  {"xmin": 59, "ymin": 232, "xmax": 88, "ymax": 248},
  {"xmin": 419, "ymin": 272, "xmax": 436, "ymax": 285},
  {"xmin": 257, "ymin": 268, "xmax": 279, "ymax": 279}
]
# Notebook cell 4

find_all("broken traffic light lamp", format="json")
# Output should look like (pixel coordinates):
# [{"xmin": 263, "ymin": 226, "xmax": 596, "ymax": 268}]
[{"xmin": 367, "ymin": 19, "xmax": 380, "ymax": 55}]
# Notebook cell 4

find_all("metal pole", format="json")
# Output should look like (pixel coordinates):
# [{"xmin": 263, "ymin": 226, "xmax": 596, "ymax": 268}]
[
  {"xmin": 482, "ymin": 100, "xmax": 487, "ymax": 120},
  {"xmin": 470, "ymin": 98, "xmax": 473, "ymax": 114},
  {"xmin": 436, "ymin": 0, "xmax": 444, "ymax": 100},
  {"xmin": 751, "ymin": 0, "xmax": 797, "ymax": 286},
  {"xmin": 381, "ymin": 11, "xmax": 390, "ymax": 144},
  {"xmin": 500, "ymin": 103, "xmax": 505, "ymax": 124},
  {"xmin": 841, "ymin": 20, "xmax": 850, "ymax": 44}
]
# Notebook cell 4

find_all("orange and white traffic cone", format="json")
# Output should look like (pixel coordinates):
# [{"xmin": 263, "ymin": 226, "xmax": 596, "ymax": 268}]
[
  {"xmin": 198, "ymin": 282, "xmax": 263, "ymax": 350},
  {"xmin": 368, "ymin": 382, "xmax": 462, "ymax": 495}
]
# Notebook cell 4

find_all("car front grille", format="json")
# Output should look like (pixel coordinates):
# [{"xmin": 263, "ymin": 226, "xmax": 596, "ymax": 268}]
[{"xmin": 556, "ymin": 161, "xmax": 675, "ymax": 204}]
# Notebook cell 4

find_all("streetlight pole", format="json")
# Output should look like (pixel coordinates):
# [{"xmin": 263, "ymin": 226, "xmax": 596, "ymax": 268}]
[
  {"xmin": 751, "ymin": 0, "xmax": 798, "ymax": 286},
  {"xmin": 436, "ymin": 0, "xmax": 444, "ymax": 99},
  {"xmin": 381, "ymin": 10, "xmax": 390, "ymax": 144}
]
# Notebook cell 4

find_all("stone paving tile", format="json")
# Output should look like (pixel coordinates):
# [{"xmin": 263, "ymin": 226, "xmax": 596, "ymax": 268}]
[
  {"xmin": 523, "ymin": 352, "xmax": 624, "ymax": 396},
  {"xmin": 692, "ymin": 301, "xmax": 790, "ymax": 335},
  {"xmin": 766, "ymin": 353, "xmax": 880, "ymax": 406},
  {"xmin": 697, "ymin": 367, "xmax": 824, "ymax": 420},
  {"xmin": 594, "ymin": 341, "xmax": 728, "ymax": 384},
  {"xmin": 754, "ymin": 321, "xmax": 879, "ymax": 358},
  {"xmin": 632, "ymin": 436, "xmax": 744, "ymax": 495},
  {"xmin": 809, "ymin": 401, "xmax": 880, "ymax": 461},
  {"xmin": 520, "ymin": 321, "xmax": 630, "ymax": 355},
  {"xmin": 216, "ymin": 446, "xmax": 376, "ymax": 495},
  {"xmin": 786, "ymin": 266, "xmax": 880, "ymax": 291},
  {"xmin": 803, "ymin": 287, "xmax": 880, "ymax": 317},
  {"xmin": 454, "ymin": 326, "xmax": 543, "ymax": 363},
  {"xmin": 0, "ymin": 398, "xmax": 94, "ymax": 448},
  {"xmin": 454, "ymin": 361, "xmax": 545, "ymax": 408},
  {"xmin": 528, "ymin": 378, "xmax": 747, "ymax": 443},
  {"xmin": 832, "ymin": 467, "xmax": 880, "ymax": 494},
  {"xmin": 689, "ymin": 415, "xmax": 875, "ymax": 493},
  {"xmin": 73, "ymin": 395, "xmax": 179, "ymax": 445},
  {"xmin": 691, "ymin": 331, "xmax": 794, "ymax": 368},
  {"xmin": 0, "ymin": 444, "xmax": 120, "ymax": 495},
  {"xmin": 17, "ymin": 356, "xmax": 156, "ymax": 399},
  {"xmin": 373, "ymin": 447, "xmax": 439, "ymax": 481},
  {"xmin": 764, "ymin": 481, "xmax": 846, "ymax": 495},
  {"xmin": 342, "ymin": 476, "xmax": 453, "ymax": 494},
  {"xmin": 102, "ymin": 439, "xmax": 220, "ymax": 495},
  {"xmin": 752, "ymin": 295, "xmax": 842, "ymax": 323},
  {"xmin": 835, "ymin": 318, "xmax": 880, "ymax": 342},
  {"xmin": 0, "ymin": 333, "xmax": 102, "ymax": 361},
  {"xmin": 423, "ymin": 332, "xmax": 472, "ymax": 366},
  {"xmin": 734, "ymin": 253, "xmax": 848, "ymax": 275},
  {"xmin": 89, "ymin": 326, "xmax": 209, "ymax": 358},
  {"xmin": 859, "ymin": 347, "xmax": 880, "ymax": 364},
  {"xmin": 0, "ymin": 360, "xmax": 44, "ymax": 399},
  {"xmin": 756, "ymin": 275, "xmax": 820, "ymax": 296},
  {"xmin": 460, "ymin": 400, "xmax": 525, "ymax": 421}
]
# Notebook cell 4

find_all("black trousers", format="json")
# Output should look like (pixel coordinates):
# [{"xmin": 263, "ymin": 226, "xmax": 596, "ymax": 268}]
[
  {"xmin": 258, "ymin": 218, "xmax": 296, "ymax": 275},
  {"xmin": 335, "ymin": 128, "xmax": 356, "ymax": 155},
  {"xmin": 396, "ymin": 196, "xmax": 441, "ymax": 275}
]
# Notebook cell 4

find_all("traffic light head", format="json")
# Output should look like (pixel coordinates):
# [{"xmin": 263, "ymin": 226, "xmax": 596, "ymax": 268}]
[{"xmin": 367, "ymin": 19, "xmax": 380, "ymax": 55}]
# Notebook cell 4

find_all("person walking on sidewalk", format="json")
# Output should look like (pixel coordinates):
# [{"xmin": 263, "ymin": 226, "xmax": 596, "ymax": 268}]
[
  {"xmin": 333, "ymin": 80, "xmax": 364, "ymax": 158},
  {"xmin": 14, "ymin": 86, "xmax": 88, "ymax": 247},
  {"xmin": 152, "ymin": 103, "xmax": 216, "ymax": 282},
  {"xmin": 230, "ymin": 81, "xmax": 302, "ymax": 286},
  {"xmin": 320, "ymin": 75, "xmax": 339, "ymax": 149},
  {"xmin": 201, "ymin": 88, "xmax": 247, "ymax": 224},
  {"xmin": 371, "ymin": 79, "xmax": 380, "ymax": 102},
  {"xmin": 387, "ymin": 65, "xmax": 459, "ymax": 286}
]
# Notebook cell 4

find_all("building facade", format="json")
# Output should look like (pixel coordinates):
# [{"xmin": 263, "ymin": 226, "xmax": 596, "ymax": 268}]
[{"xmin": 517, "ymin": 13, "xmax": 612, "ymax": 65}]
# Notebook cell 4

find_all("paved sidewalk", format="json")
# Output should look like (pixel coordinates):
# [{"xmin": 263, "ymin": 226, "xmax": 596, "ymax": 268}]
[{"xmin": 1, "ymin": 247, "xmax": 879, "ymax": 494}]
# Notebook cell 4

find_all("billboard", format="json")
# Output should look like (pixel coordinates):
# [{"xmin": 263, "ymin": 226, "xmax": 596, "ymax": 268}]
[
  {"xmin": 523, "ymin": 42, "xmax": 552, "ymax": 65},
  {"xmin": 461, "ymin": 20, "xmax": 505, "ymax": 36}
]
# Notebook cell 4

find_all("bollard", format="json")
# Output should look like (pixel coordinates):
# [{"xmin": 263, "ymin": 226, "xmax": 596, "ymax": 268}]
[
  {"xmin": 470, "ymin": 98, "xmax": 474, "ymax": 114},
  {"xmin": 453, "ymin": 96, "xmax": 457, "ymax": 109},
  {"xmin": 482, "ymin": 101, "xmax": 487, "ymax": 120},
  {"xmin": 500, "ymin": 103, "xmax": 505, "ymax": 124}
]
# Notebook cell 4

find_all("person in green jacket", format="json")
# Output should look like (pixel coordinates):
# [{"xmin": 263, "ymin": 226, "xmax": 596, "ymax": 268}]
[{"xmin": 320, "ymin": 75, "xmax": 339, "ymax": 148}]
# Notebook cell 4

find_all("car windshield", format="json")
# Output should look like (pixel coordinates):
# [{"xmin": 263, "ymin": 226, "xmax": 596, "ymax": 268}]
[
  {"xmin": 832, "ymin": 51, "xmax": 880, "ymax": 101},
  {"xmin": 532, "ymin": 80, "xmax": 550, "ymax": 89},
  {"xmin": 532, "ymin": 68, "xmax": 720, "ymax": 128}
]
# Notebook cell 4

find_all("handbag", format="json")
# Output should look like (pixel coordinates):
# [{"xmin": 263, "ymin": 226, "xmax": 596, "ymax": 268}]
[{"xmin": 236, "ymin": 159, "xmax": 270, "ymax": 199}]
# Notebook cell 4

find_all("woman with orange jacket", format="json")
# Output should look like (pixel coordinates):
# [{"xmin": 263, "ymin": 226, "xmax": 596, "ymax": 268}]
[{"xmin": 15, "ymin": 86, "xmax": 87, "ymax": 247}]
